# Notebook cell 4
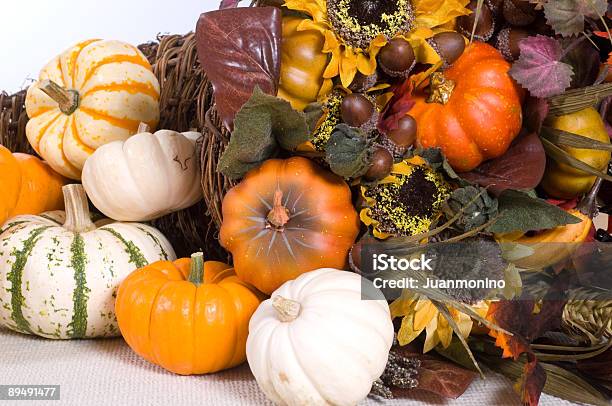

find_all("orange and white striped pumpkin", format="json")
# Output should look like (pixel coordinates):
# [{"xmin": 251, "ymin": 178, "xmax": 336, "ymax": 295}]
[{"xmin": 25, "ymin": 39, "xmax": 160, "ymax": 180}]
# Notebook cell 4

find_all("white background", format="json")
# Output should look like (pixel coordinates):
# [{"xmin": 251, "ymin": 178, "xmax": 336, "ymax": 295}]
[{"xmin": 0, "ymin": 0, "xmax": 225, "ymax": 93}]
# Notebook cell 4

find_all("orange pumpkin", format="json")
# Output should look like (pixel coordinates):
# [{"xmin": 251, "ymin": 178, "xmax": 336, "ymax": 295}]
[
  {"xmin": 115, "ymin": 253, "xmax": 263, "ymax": 375},
  {"xmin": 410, "ymin": 42, "xmax": 524, "ymax": 172},
  {"xmin": 219, "ymin": 157, "xmax": 359, "ymax": 294},
  {"xmin": 0, "ymin": 145, "xmax": 67, "ymax": 225}
]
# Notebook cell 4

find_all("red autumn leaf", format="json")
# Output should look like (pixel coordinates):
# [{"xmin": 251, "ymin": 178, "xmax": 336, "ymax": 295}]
[
  {"xmin": 219, "ymin": 0, "xmax": 241, "ymax": 8},
  {"xmin": 486, "ymin": 275, "xmax": 569, "ymax": 406},
  {"xmin": 607, "ymin": 52, "xmax": 612, "ymax": 66},
  {"xmin": 594, "ymin": 30, "xmax": 611, "ymax": 39},
  {"xmin": 546, "ymin": 198, "xmax": 578, "ymax": 210},
  {"xmin": 378, "ymin": 79, "xmax": 415, "ymax": 134},
  {"xmin": 393, "ymin": 345, "xmax": 477, "ymax": 399},
  {"xmin": 509, "ymin": 35, "xmax": 573, "ymax": 98},
  {"xmin": 196, "ymin": 8, "xmax": 281, "ymax": 131},
  {"xmin": 461, "ymin": 132, "xmax": 546, "ymax": 196}
]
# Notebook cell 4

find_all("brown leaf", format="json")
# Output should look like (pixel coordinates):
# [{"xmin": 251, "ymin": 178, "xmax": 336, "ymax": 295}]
[
  {"xmin": 219, "ymin": 0, "xmax": 241, "ymax": 8},
  {"xmin": 394, "ymin": 345, "xmax": 477, "ymax": 399},
  {"xmin": 196, "ymin": 7, "xmax": 281, "ymax": 131},
  {"xmin": 577, "ymin": 348, "xmax": 612, "ymax": 384},
  {"xmin": 486, "ymin": 275, "xmax": 569, "ymax": 406},
  {"xmin": 523, "ymin": 97, "xmax": 549, "ymax": 134},
  {"xmin": 462, "ymin": 132, "xmax": 546, "ymax": 196}
]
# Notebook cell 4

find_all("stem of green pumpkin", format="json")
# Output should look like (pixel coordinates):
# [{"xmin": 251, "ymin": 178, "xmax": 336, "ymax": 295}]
[{"xmin": 188, "ymin": 252, "xmax": 205, "ymax": 285}]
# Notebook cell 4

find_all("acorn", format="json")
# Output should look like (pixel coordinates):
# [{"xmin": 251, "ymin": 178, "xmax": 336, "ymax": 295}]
[
  {"xmin": 378, "ymin": 38, "xmax": 416, "ymax": 78},
  {"xmin": 365, "ymin": 146, "xmax": 394, "ymax": 181},
  {"xmin": 387, "ymin": 116, "xmax": 417, "ymax": 147},
  {"xmin": 430, "ymin": 31, "xmax": 466, "ymax": 67},
  {"xmin": 528, "ymin": 14, "xmax": 554, "ymax": 36},
  {"xmin": 349, "ymin": 240, "xmax": 363, "ymax": 272},
  {"xmin": 495, "ymin": 27, "xmax": 529, "ymax": 61},
  {"xmin": 457, "ymin": 0, "xmax": 495, "ymax": 42},
  {"xmin": 341, "ymin": 93, "xmax": 375, "ymax": 127},
  {"xmin": 502, "ymin": 0, "xmax": 536, "ymax": 26}
]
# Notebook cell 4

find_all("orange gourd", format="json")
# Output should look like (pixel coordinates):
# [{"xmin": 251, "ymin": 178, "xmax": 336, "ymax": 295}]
[
  {"xmin": 115, "ymin": 253, "xmax": 263, "ymax": 375},
  {"xmin": 0, "ymin": 145, "xmax": 67, "ymax": 225},
  {"xmin": 219, "ymin": 157, "xmax": 360, "ymax": 294},
  {"xmin": 410, "ymin": 42, "xmax": 524, "ymax": 172}
]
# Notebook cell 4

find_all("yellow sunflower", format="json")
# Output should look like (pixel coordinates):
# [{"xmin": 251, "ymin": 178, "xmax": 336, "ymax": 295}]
[
  {"xmin": 360, "ymin": 156, "xmax": 450, "ymax": 239},
  {"xmin": 283, "ymin": 0, "xmax": 470, "ymax": 88},
  {"xmin": 390, "ymin": 290, "xmax": 490, "ymax": 352}
]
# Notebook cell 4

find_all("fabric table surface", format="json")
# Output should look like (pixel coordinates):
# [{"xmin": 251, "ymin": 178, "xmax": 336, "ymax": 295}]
[{"xmin": 0, "ymin": 329, "xmax": 579, "ymax": 406}]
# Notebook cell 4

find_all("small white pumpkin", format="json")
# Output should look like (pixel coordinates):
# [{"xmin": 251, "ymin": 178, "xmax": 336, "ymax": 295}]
[
  {"xmin": 246, "ymin": 269, "xmax": 394, "ymax": 406},
  {"xmin": 25, "ymin": 39, "xmax": 160, "ymax": 180},
  {"xmin": 0, "ymin": 184, "xmax": 175, "ymax": 339},
  {"xmin": 82, "ymin": 124, "xmax": 202, "ymax": 222}
]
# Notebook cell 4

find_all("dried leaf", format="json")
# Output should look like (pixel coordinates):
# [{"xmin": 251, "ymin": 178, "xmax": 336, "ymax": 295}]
[
  {"xmin": 217, "ymin": 88, "xmax": 319, "ymax": 179},
  {"xmin": 487, "ymin": 190, "xmax": 582, "ymax": 234},
  {"xmin": 541, "ymin": 126, "xmax": 612, "ymax": 150},
  {"xmin": 442, "ymin": 186, "xmax": 499, "ymax": 232},
  {"xmin": 544, "ymin": 0, "xmax": 607, "ymax": 37},
  {"xmin": 379, "ymin": 79, "xmax": 415, "ymax": 134},
  {"xmin": 393, "ymin": 345, "xmax": 478, "ymax": 399},
  {"xmin": 196, "ymin": 7, "xmax": 281, "ymax": 131},
  {"xmin": 577, "ymin": 348, "xmax": 612, "ymax": 384},
  {"xmin": 523, "ymin": 97, "xmax": 550, "ymax": 134},
  {"xmin": 541, "ymin": 138, "xmax": 612, "ymax": 181},
  {"xmin": 509, "ymin": 35, "xmax": 574, "ymax": 98},
  {"xmin": 462, "ymin": 133, "xmax": 546, "ymax": 196},
  {"xmin": 561, "ymin": 38, "xmax": 601, "ymax": 88},
  {"xmin": 547, "ymin": 83, "xmax": 612, "ymax": 116},
  {"xmin": 324, "ymin": 124, "xmax": 371, "ymax": 178}
]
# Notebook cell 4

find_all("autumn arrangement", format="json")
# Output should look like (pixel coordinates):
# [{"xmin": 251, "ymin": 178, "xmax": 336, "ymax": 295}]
[{"xmin": 0, "ymin": 0, "xmax": 611, "ymax": 405}]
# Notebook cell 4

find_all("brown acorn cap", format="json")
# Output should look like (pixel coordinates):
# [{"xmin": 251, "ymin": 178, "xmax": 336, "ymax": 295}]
[
  {"xmin": 495, "ymin": 26, "xmax": 529, "ymax": 61},
  {"xmin": 378, "ymin": 38, "xmax": 417, "ymax": 78},
  {"xmin": 430, "ymin": 31, "xmax": 466, "ymax": 67},
  {"xmin": 457, "ymin": 0, "xmax": 496, "ymax": 42}
]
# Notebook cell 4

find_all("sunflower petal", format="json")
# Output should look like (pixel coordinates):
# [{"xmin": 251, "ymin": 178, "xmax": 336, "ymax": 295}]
[
  {"xmin": 423, "ymin": 315, "xmax": 440, "ymax": 352},
  {"xmin": 414, "ymin": 300, "xmax": 437, "ymax": 330},
  {"xmin": 398, "ymin": 312, "xmax": 426, "ymax": 346}
]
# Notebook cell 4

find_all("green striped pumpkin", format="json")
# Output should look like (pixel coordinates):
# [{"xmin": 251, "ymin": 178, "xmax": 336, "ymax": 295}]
[{"xmin": 0, "ymin": 184, "xmax": 175, "ymax": 339}]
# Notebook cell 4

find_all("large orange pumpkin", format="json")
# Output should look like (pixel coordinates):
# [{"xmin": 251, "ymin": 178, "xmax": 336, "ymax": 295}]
[
  {"xmin": 219, "ymin": 157, "xmax": 359, "ymax": 294},
  {"xmin": 115, "ymin": 253, "xmax": 263, "ymax": 375},
  {"xmin": 0, "ymin": 145, "xmax": 67, "ymax": 225},
  {"xmin": 410, "ymin": 42, "xmax": 524, "ymax": 172}
]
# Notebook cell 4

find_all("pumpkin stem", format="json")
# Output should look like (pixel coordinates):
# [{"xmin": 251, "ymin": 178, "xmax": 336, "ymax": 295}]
[
  {"xmin": 577, "ymin": 177, "xmax": 603, "ymax": 218},
  {"xmin": 188, "ymin": 252, "xmax": 205, "ymax": 285},
  {"xmin": 426, "ymin": 72, "xmax": 456, "ymax": 105},
  {"xmin": 267, "ymin": 190, "xmax": 290, "ymax": 229},
  {"xmin": 39, "ymin": 79, "xmax": 80, "ymax": 115},
  {"xmin": 272, "ymin": 296, "xmax": 301, "ymax": 322},
  {"xmin": 62, "ymin": 184, "xmax": 96, "ymax": 233},
  {"xmin": 137, "ymin": 122, "xmax": 151, "ymax": 133}
]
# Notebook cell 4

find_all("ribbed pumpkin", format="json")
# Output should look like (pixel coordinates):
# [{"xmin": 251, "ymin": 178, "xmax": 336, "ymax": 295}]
[
  {"xmin": 0, "ymin": 184, "xmax": 174, "ymax": 339},
  {"xmin": 82, "ymin": 124, "xmax": 202, "ymax": 222},
  {"xmin": 277, "ymin": 16, "xmax": 332, "ymax": 111},
  {"xmin": 25, "ymin": 39, "xmax": 160, "ymax": 180},
  {"xmin": 410, "ymin": 42, "xmax": 523, "ymax": 172},
  {"xmin": 115, "ymin": 253, "xmax": 263, "ymax": 375},
  {"xmin": 497, "ymin": 209, "xmax": 592, "ymax": 270},
  {"xmin": 0, "ymin": 145, "xmax": 67, "ymax": 225},
  {"xmin": 219, "ymin": 157, "xmax": 359, "ymax": 295},
  {"xmin": 541, "ymin": 108, "xmax": 611, "ymax": 199}
]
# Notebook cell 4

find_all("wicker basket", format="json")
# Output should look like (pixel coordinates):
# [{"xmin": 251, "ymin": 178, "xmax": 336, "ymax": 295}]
[{"xmin": 0, "ymin": 32, "xmax": 234, "ymax": 260}]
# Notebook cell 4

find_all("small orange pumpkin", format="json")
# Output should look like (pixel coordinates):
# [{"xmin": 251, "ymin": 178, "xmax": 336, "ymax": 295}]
[
  {"xmin": 115, "ymin": 253, "xmax": 263, "ymax": 375},
  {"xmin": 410, "ymin": 42, "xmax": 524, "ymax": 172},
  {"xmin": 219, "ymin": 157, "xmax": 359, "ymax": 294},
  {"xmin": 0, "ymin": 145, "xmax": 67, "ymax": 225}
]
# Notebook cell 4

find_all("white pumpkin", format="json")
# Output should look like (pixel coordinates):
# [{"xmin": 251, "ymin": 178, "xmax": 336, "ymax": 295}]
[
  {"xmin": 246, "ymin": 269, "xmax": 394, "ymax": 406},
  {"xmin": 0, "ymin": 184, "xmax": 175, "ymax": 339},
  {"xmin": 25, "ymin": 39, "xmax": 160, "ymax": 180},
  {"xmin": 82, "ymin": 124, "xmax": 202, "ymax": 222}
]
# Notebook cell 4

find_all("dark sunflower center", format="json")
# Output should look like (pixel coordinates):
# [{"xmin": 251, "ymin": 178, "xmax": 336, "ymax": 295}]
[
  {"xmin": 398, "ymin": 168, "xmax": 437, "ymax": 218},
  {"xmin": 327, "ymin": 0, "xmax": 414, "ymax": 50},
  {"xmin": 349, "ymin": 0, "xmax": 398, "ymax": 26}
]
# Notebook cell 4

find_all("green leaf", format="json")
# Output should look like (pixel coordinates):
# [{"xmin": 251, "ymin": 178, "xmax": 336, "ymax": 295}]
[
  {"xmin": 324, "ymin": 124, "xmax": 371, "ymax": 178},
  {"xmin": 417, "ymin": 147, "xmax": 462, "ymax": 181},
  {"xmin": 487, "ymin": 190, "xmax": 582, "ymax": 234},
  {"xmin": 217, "ymin": 87, "xmax": 322, "ymax": 179},
  {"xmin": 544, "ymin": 0, "xmax": 607, "ymax": 37}
]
